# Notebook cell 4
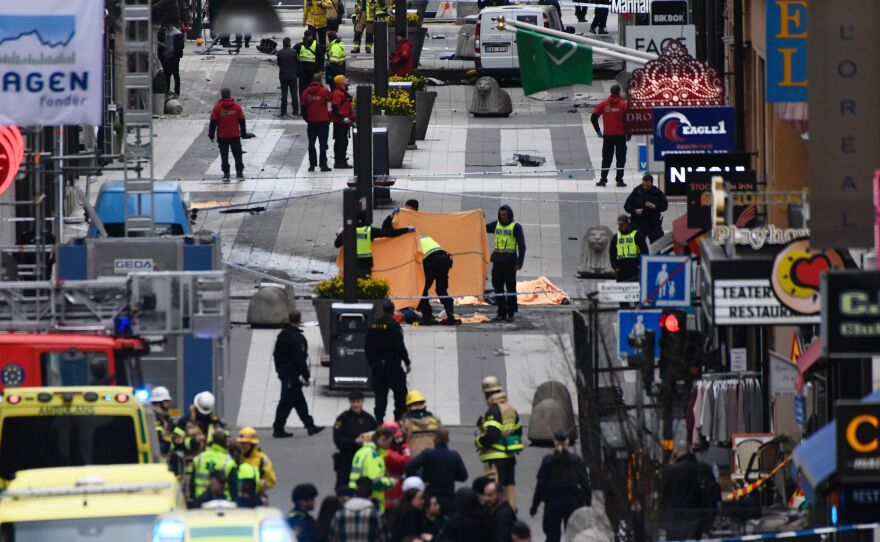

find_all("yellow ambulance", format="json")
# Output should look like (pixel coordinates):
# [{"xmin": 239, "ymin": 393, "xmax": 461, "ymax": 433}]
[{"xmin": 152, "ymin": 501, "xmax": 295, "ymax": 542}]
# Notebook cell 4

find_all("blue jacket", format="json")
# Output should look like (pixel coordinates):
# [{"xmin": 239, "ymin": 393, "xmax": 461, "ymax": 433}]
[{"xmin": 288, "ymin": 507, "xmax": 315, "ymax": 542}]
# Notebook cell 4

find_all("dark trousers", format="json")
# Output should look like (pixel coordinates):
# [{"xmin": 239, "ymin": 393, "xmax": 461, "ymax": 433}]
[
  {"xmin": 298, "ymin": 70, "xmax": 316, "ymax": 102},
  {"xmin": 308, "ymin": 25, "xmax": 328, "ymax": 45},
  {"xmin": 574, "ymin": 4, "xmax": 588, "ymax": 21},
  {"xmin": 419, "ymin": 253, "xmax": 454, "ymax": 322},
  {"xmin": 335, "ymin": 450, "xmax": 355, "ymax": 489},
  {"xmin": 491, "ymin": 262, "xmax": 518, "ymax": 317},
  {"xmin": 543, "ymin": 497, "xmax": 583, "ymax": 542},
  {"xmin": 333, "ymin": 122, "xmax": 350, "ymax": 164},
  {"xmin": 307, "ymin": 122, "xmax": 330, "ymax": 167},
  {"xmin": 218, "ymin": 137, "xmax": 244, "ymax": 177},
  {"xmin": 600, "ymin": 135, "xmax": 627, "ymax": 183},
  {"xmin": 234, "ymin": 33, "xmax": 252, "ymax": 47},
  {"xmin": 161, "ymin": 57, "xmax": 181, "ymax": 95},
  {"xmin": 591, "ymin": 3, "xmax": 609, "ymax": 29},
  {"xmin": 326, "ymin": 62, "xmax": 346, "ymax": 86},
  {"xmin": 372, "ymin": 367, "xmax": 407, "ymax": 423},
  {"xmin": 273, "ymin": 378, "xmax": 314, "ymax": 430},
  {"xmin": 280, "ymin": 78, "xmax": 298, "ymax": 115}
]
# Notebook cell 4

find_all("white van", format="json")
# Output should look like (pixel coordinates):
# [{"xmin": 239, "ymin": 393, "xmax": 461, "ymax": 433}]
[{"xmin": 475, "ymin": 4, "xmax": 570, "ymax": 76}]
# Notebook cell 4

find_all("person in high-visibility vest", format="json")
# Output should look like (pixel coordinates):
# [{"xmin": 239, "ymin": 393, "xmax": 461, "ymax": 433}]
[
  {"xmin": 351, "ymin": 0, "xmax": 380, "ymax": 54},
  {"xmin": 236, "ymin": 427, "xmax": 277, "ymax": 491},
  {"xmin": 349, "ymin": 426, "xmax": 395, "ymax": 512},
  {"xmin": 334, "ymin": 211, "xmax": 413, "ymax": 277},
  {"xmin": 294, "ymin": 30, "xmax": 320, "ymax": 102},
  {"xmin": 475, "ymin": 376, "xmax": 523, "ymax": 510},
  {"xmin": 189, "ymin": 429, "xmax": 238, "ymax": 504},
  {"xmin": 486, "ymin": 205, "xmax": 526, "ymax": 323},
  {"xmin": 609, "ymin": 213, "xmax": 648, "ymax": 282},
  {"xmin": 325, "ymin": 31, "xmax": 346, "ymax": 87},
  {"xmin": 234, "ymin": 462, "xmax": 263, "ymax": 508},
  {"xmin": 418, "ymin": 235, "xmax": 458, "ymax": 325}
]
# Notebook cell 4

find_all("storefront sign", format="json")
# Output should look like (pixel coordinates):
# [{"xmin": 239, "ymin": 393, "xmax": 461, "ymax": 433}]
[
  {"xmin": 730, "ymin": 348, "xmax": 747, "ymax": 372},
  {"xmin": 807, "ymin": 0, "xmax": 880, "ymax": 248},
  {"xmin": 624, "ymin": 107, "xmax": 653, "ymax": 136},
  {"xmin": 766, "ymin": 0, "xmax": 807, "ymax": 102},
  {"xmin": 651, "ymin": 0, "xmax": 687, "ymax": 25},
  {"xmin": 822, "ymin": 271, "xmax": 880, "ymax": 358},
  {"xmin": 653, "ymin": 106, "xmax": 736, "ymax": 161},
  {"xmin": 611, "ymin": 0, "xmax": 650, "ymax": 14},
  {"xmin": 712, "ymin": 225, "xmax": 809, "ymax": 249},
  {"xmin": 627, "ymin": 40, "xmax": 724, "ymax": 108},
  {"xmin": 713, "ymin": 279, "xmax": 820, "ymax": 325},
  {"xmin": 769, "ymin": 351, "xmax": 797, "ymax": 396},
  {"xmin": 664, "ymin": 153, "xmax": 750, "ymax": 197},
  {"xmin": 624, "ymin": 26, "xmax": 695, "ymax": 72},
  {"xmin": 687, "ymin": 170, "xmax": 756, "ymax": 230},
  {"xmin": 598, "ymin": 281, "xmax": 640, "ymax": 303},
  {"xmin": 770, "ymin": 239, "xmax": 846, "ymax": 315},
  {"xmin": 0, "ymin": 0, "xmax": 103, "ymax": 126},
  {"xmin": 837, "ymin": 401, "xmax": 880, "ymax": 483}
]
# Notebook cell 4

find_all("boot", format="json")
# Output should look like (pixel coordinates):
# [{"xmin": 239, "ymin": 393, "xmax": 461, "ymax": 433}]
[
  {"xmin": 352, "ymin": 31, "xmax": 362, "ymax": 53},
  {"xmin": 365, "ymin": 33, "xmax": 373, "ymax": 53}
]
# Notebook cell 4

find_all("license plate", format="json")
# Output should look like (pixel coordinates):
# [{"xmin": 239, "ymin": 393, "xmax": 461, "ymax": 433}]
[{"xmin": 484, "ymin": 45, "xmax": 509, "ymax": 53}]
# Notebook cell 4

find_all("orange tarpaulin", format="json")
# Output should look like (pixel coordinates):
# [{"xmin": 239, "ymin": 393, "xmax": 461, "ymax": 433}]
[
  {"xmin": 336, "ymin": 233, "xmax": 425, "ymax": 310},
  {"xmin": 392, "ymin": 208, "xmax": 491, "ymax": 299}
]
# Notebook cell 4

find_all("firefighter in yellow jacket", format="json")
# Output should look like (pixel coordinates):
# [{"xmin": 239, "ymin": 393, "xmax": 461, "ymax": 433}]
[
  {"xmin": 351, "ymin": 0, "xmax": 381, "ymax": 53},
  {"xmin": 349, "ymin": 425, "xmax": 395, "ymax": 511},
  {"xmin": 475, "ymin": 376, "xmax": 523, "ymax": 509},
  {"xmin": 236, "ymin": 427, "xmax": 278, "ymax": 492}
]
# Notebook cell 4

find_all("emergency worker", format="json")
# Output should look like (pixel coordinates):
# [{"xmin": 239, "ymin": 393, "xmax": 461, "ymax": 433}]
[
  {"xmin": 365, "ymin": 300, "xmax": 411, "ymax": 423},
  {"xmin": 237, "ymin": 427, "xmax": 277, "ymax": 491},
  {"xmin": 333, "ymin": 211, "xmax": 413, "ymax": 278},
  {"xmin": 235, "ymin": 463, "xmax": 264, "ymax": 508},
  {"xmin": 334, "ymin": 390, "xmax": 379, "ymax": 490},
  {"xmin": 475, "ymin": 376, "xmax": 523, "ymax": 509},
  {"xmin": 418, "ymin": 235, "xmax": 458, "ymax": 325},
  {"xmin": 189, "ymin": 429, "xmax": 238, "ymax": 502},
  {"xmin": 351, "ymin": 0, "xmax": 379, "ymax": 53},
  {"xmin": 486, "ymin": 205, "xmax": 526, "ymax": 322},
  {"xmin": 272, "ymin": 309, "xmax": 324, "ymax": 438},
  {"xmin": 349, "ymin": 425, "xmax": 395, "ymax": 512},
  {"xmin": 151, "ymin": 385, "xmax": 173, "ymax": 458},
  {"xmin": 400, "ymin": 390, "xmax": 443, "ymax": 458},
  {"xmin": 609, "ymin": 214, "xmax": 648, "ymax": 282},
  {"xmin": 326, "ymin": 31, "xmax": 346, "ymax": 86}
]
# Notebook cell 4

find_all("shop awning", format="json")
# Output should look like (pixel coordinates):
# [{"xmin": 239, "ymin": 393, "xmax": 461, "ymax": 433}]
[
  {"xmin": 797, "ymin": 339, "xmax": 822, "ymax": 375},
  {"xmin": 792, "ymin": 388, "xmax": 880, "ymax": 497}
]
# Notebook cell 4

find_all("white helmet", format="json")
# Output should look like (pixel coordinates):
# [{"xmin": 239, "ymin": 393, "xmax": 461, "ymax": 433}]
[
  {"xmin": 151, "ymin": 386, "xmax": 172, "ymax": 403},
  {"xmin": 193, "ymin": 391, "xmax": 215, "ymax": 415}
]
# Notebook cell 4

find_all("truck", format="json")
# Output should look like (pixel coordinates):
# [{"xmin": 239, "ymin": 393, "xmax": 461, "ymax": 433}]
[
  {"xmin": 0, "ymin": 386, "xmax": 160, "ymax": 487},
  {"xmin": 0, "ymin": 333, "xmax": 147, "ymax": 392},
  {"xmin": 0, "ymin": 464, "xmax": 182, "ymax": 542},
  {"xmin": 88, "ymin": 180, "xmax": 192, "ymax": 238}
]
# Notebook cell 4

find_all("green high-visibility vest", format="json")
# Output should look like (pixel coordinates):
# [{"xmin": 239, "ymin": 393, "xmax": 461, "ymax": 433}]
[
  {"xmin": 356, "ymin": 226, "xmax": 372, "ymax": 258},
  {"xmin": 477, "ymin": 401, "xmax": 523, "ymax": 462},
  {"xmin": 298, "ymin": 40, "xmax": 318, "ymax": 62},
  {"xmin": 616, "ymin": 230, "xmax": 639, "ymax": 260},
  {"xmin": 494, "ymin": 222, "xmax": 518, "ymax": 254},
  {"xmin": 192, "ymin": 444, "xmax": 235, "ymax": 499},
  {"xmin": 236, "ymin": 462, "xmax": 261, "ymax": 492},
  {"xmin": 420, "ymin": 235, "xmax": 442, "ymax": 258},
  {"xmin": 327, "ymin": 40, "xmax": 346, "ymax": 64}
]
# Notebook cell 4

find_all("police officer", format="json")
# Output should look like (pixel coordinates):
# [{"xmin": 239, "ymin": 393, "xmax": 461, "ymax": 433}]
[
  {"xmin": 609, "ymin": 214, "xmax": 649, "ymax": 282},
  {"xmin": 475, "ymin": 376, "xmax": 523, "ymax": 509},
  {"xmin": 294, "ymin": 30, "xmax": 320, "ymax": 100},
  {"xmin": 333, "ymin": 211, "xmax": 413, "ymax": 278},
  {"xmin": 333, "ymin": 391, "xmax": 379, "ymax": 489},
  {"xmin": 272, "ymin": 309, "xmax": 325, "ymax": 438},
  {"xmin": 150, "ymin": 386, "xmax": 173, "ymax": 458},
  {"xmin": 326, "ymin": 31, "xmax": 346, "ymax": 86},
  {"xmin": 190, "ymin": 430, "xmax": 238, "ymax": 502},
  {"xmin": 486, "ymin": 205, "xmax": 526, "ymax": 323},
  {"xmin": 365, "ymin": 300, "xmax": 411, "ymax": 423},
  {"xmin": 418, "ymin": 235, "xmax": 458, "ymax": 326},
  {"xmin": 530, "ymin": 430, "xmax": 592, "ymax": 542}
]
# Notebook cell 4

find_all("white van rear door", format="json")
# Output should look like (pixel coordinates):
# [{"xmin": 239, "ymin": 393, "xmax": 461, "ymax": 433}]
[
  {"xmin": 480, "ymin": 11, "xmax": 515, "ymax": 69},
  {"xmin": 510, "ymin": 12, "xmax": 540, "ymax": 69}
]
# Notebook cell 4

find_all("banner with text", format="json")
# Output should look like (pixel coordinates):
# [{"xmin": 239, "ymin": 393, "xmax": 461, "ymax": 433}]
[
  {"xmin": 0, "ymin": 0, "xmax": 103, "ymax": 126},
  {"xmin": 766, "ymin": 0, "xmax": 807, "ymax": 102}
]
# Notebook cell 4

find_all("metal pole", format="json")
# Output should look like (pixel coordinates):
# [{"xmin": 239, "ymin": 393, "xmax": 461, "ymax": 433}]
[
  {"xmin": 355, "ymin": 85, "xmax": 373, "ymax": 220},
  {"xmin": 343, "ymin": 188, "xmax": 359, "ymax": 302},
  {"xmin": 733, "ymin": 0, "xmax": 746, "ymax": 152},
  {"xmin": 56, "ymin": 127, "xmax": 64, "ymax": 249},
  {"xmin": 394, "ymin": 0, "xmax": 407, "ymax": 36},
  {"xmin": 374, "ymin": 21, "xmax": 389, "ymax": 97}
]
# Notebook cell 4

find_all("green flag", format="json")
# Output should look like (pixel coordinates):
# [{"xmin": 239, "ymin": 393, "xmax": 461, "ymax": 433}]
[{"xmin": 516, "ymin": 28, "xmax": 593, "ymax": 95}]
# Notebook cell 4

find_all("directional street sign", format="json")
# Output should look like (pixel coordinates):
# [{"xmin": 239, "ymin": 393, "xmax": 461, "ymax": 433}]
[
  {"xmin": 598, "ymin": 281, "xmax": 640, "ymax": 303},
  {"xmin": 640, "ymin": 255, "xmax": 691, "ymax": 307},
  {"xmin": 618, "ymin": 310, "xmax": 662, "ymax": 360}
]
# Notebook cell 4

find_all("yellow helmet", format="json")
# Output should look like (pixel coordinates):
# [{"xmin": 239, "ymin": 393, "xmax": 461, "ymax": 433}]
[
  {"xmin": 237, "ymin": 426, "xmax": 259, "ymax": 444},
  {"xmin": 406, "ymin": 390, "xmax": 426, "ymax": 406},
  {"xmin": 481, "ymin": 376, "xmax": 503, "ymax": 394}
]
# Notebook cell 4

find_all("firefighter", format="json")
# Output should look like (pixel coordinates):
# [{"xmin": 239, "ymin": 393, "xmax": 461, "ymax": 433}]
[
  {"xmin": 150, "ymin": 385, "xmax": 173, "ymax": 458},
  {"xmin": 400, "ymin": 390, "xmax": 443, "ymax": 457},
  {"xmin": 475, "ymin": 376, "xmax": 523, "ymax": 510},
  {"xmin": 351, "ymin": 0, "xmax": 380, "ymax": 53},
  {"xmin": 236, "ymin": 427, "xmax": 278, "ymax": 492}
]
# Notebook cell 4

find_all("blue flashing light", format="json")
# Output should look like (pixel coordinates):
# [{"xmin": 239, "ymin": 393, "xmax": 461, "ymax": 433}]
[
  {"xmin": 114, "ymin": 315, "xmax": 133, "ymax": 336},
  {"xmin": 152, "ymin": 519, "xmax": 185, "ymax": 542},
  {"xmin": 134, "ymin": 389, "xmax": 150, "ymax": 402},
  {"xmin": 831, "ymin": 505, "xmax": 838, "ymax": 526},
  {"xmin": 260, "ymin": 518, "xmax": 293, "ymax": 542}
]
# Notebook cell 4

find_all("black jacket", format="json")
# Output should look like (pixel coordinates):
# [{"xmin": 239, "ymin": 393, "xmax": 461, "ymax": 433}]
[
  {"xmin": 364, "ymin": 314, "xmax": 410, "ymax": 371},
  {"xmin": 405, "ymin": 443, "xmax": 468, "ymax": 499},
  {"xmin": 391, "ymin": 507, "xmax": 426, "ymax": 542},
  {"xmin": 333, "ymin": 409, "xmax": 378, "ymax": 457},
  {"xmin": 623, "ymin": 185, "xmax": 668, "ymax": 235},
  {"xmin": 158, "ymin": 26, "xmax": 184, "ymax": 60},
  {"xmin": 531, "ymin": 450, "xmax": 591, "ymax": 510},
  {"xmin": 437, "ymin": 489, "xmax": 486, "ymax": 542},
  {"xmin": 273, "ymin": 325, "xmax": 310, "ymax": 383},
  {"xmin": 486, "ymin": 501, "xmax": 516, "ymax": 542},
  {"xmin": 660, "ymin": 454, "xmax": 720, "ymax": 539},
  {"xmin": 486, "ymin": 205, "xmax": 526, "ymax": 267},
  {"xmin": 333, "ymin": 224, "xmax": 410, "ymax": 249},
  {"xmin": 609, "ymin": 229, "xmax": 649, "ymax": 281},
  {"xmin": 276, "ymin": 46, "xmax": 298, "ymax": 80}
]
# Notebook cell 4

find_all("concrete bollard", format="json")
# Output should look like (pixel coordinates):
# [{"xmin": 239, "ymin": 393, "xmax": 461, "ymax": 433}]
[
  {"xmin": 528, "ymin": 381, "xmax": 576, "ymax": 445},
  {"xmin": 246, "ymin": 269, "xmax": 297, "ymax": 327}
]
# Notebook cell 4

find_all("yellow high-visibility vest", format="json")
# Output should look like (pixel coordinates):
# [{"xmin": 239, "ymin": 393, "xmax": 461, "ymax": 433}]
[
  {"xmin": 328, "ymin": 40, "xmax": 346, "ymax": 64},
  {"xmin": 356, "ymin": 226, "xmax": 372, "ymax": 258},
  {"xmin": 420, "ymin": 235, "xmax": 443, "ymax": 258},
  {"xmin": 298, "ymin": 40, "xmax": 318, "ymax": 62},
  {"xmin": 616, "ymin": 230, "xmax": 639, "ymax": 259},
  {"xmin": 494, "ymin": 222, "xmax": 518, "ymax": 253}
]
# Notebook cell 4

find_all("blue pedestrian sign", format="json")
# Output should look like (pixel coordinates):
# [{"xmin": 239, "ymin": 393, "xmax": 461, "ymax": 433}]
[
  {"xmin": 618, "ymin": 310, "xmax": 662, "ymax": 360},
  {"xmin": 640, "ymin": 255, "xmax": 691, "ymax": 307}
]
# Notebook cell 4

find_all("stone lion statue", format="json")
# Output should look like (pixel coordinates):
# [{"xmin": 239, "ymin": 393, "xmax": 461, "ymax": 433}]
[
  {"xmin": 469, "ymin": 76, "xmax": 512, "ymax": 118},
  {"xmin": 577, "ymin": 225, "xmax": 615, "ymax": 277}
]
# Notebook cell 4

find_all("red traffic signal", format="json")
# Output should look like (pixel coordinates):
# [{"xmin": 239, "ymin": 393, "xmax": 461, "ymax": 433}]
[{"xmin": 660, "ymin": 313, "xmax": 681, "ymax": 333}]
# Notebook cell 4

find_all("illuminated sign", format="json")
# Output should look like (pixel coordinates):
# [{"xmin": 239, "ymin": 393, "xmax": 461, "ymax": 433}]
[
  {"xmin": 0, "ymin": 126, "xmax": 24, "ymax": 197},
  {"xmin": 653, "ymin": 106, "xmax": 735, "ymax": 160},
  {"xmin": 770, "ymin": 239, "xmax": 845, "ymax": 315},
  {"xmin": 822, "ymin": 271, "xmax": 880, "ymax": 357},
  {"xmin": 712, "ymin": 225, "xmax": 809, "ymax": 249},
  {"xmin": 837, "ymin": 401, "xmax": 880, "ymax": 483},
  {"xmin": 611, "ymin": 0, "xmax": 650, "ymax": 13},
  {"xmin": 628, "ymin": 40, "xmax": 724, "ymax": 108}
]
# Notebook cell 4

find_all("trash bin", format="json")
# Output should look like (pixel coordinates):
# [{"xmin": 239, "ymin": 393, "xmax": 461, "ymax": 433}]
[{"xmin": 329, "ymin": 303, "xmax": 376, "ymax": 389}]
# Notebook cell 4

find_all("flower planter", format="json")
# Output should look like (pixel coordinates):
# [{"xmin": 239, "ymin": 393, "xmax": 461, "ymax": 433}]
[
  {"xmin": 409, "ymin": 0, "xmax": 428, "ymax": 19},
  {"xmin": 152, "ymin": 93, "xmax": 166, "ymax": 116},
  {"xmin": 312, "ymin": 297, "xmax": 385, "ymax": 352},
  {"xmin": 414, "ymin": 90, "xmax": 437, "ymax": 140},
  {"xmin": 408, "ymin": 27, "xmax": 427, "ymax": 67},
  {"xmin": 374, "ymin": 114, "xmax": 413, "ymax": 168}
]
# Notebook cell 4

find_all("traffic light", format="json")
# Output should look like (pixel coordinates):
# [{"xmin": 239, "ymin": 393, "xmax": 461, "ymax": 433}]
[{"xmin": 659, "ymin": 309, "xmax": 688, "ymax": 385}]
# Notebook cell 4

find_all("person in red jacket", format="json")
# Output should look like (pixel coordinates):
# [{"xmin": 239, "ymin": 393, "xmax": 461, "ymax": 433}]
[
  {"xmin": 209, "ymin": 87, "xmax": 252, "ymax": 182},
  {"xmin": 300, "ymin": 74, "xmax": 333, "ymax": 172},
  {"xmin": 381, "ymin": 421, "xmax": 412, "ymax": 512},
  {"xmin": 390, "ymin": 31, "xmax": 414, "ymax": 76},
  {"xmin": 330, "ymin": 75, "xmax": 354, "ymax": 169},
  {"xmin": 590, "ymin": 84, "xmax": 629, "ymax": 188}
]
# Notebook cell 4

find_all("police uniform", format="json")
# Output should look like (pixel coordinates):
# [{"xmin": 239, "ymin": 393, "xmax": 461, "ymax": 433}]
[
  {"xmin": 333, "ymin": 220, "xmax": 411, "ymax": 278},
  {"xmin": 476, "ymin": 378, "xmax": 523, "ymax": 509},
  {"xmin": 326, "ymin": 37, "xmax": 346, "ymax": 86},
  {"xmin": 365, "ymin": 312, "xmax": 411, "ymax": 423},
  {"xmin": 418, "ymin": 235, "xmax": 455, "ymax": 324},
  {"xmin": 295, "ymin": 39, "xmax": 320, "ymax": 100},
  {"xmin": 609, "ymin": 227, "xmax": 648, "ymax": 282},
  {"xmin": 486, "ymin": 206, "xmax": 526, "ymax": 321},
  {"xmin": 272, "ymin": 324, "xmax": 319, "ymax": 435},
  {"xmin": 531, "ymin": 448, "xmax": 592, "ymax": 542},
  {"xmin": 333, "ymin": 407, "xmax": 378, "ymax": 489}
]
